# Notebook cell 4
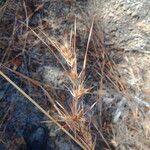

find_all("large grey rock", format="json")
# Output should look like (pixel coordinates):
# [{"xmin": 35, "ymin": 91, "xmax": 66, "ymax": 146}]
[{"xmin": 92, "ymin": 0, "xmax": 150, "ymax": 51}]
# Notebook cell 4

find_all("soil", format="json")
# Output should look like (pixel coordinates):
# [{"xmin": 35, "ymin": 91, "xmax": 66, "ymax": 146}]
[{"xmin": 0, "ymin": 0, "xmax": 150, "ymax": 150}]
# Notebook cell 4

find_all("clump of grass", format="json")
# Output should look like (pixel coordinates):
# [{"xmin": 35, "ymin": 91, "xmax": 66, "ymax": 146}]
[
  {"xmin": 19, "ymin": 17, "xmax": 96, "ymax": 149},
  {"xmin": 1, "ymin": 15, "xmax": 97, "ymax": 149},
  {"xmin": 42, "ymin": 18, "xmax": 95, "ymax": 150}
]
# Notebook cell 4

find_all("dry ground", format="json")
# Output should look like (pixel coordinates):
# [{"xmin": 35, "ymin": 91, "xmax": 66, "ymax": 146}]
[{"xmin": 0, "ymin": 0, "xmax": 150, "ymax": 150}]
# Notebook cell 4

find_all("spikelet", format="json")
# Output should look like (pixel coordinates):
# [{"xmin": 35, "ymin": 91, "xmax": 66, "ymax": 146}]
[
  {"xmin": 43, "ymin": 19, "xmax": 95, "ymax": 150},
  {"xmin": 67, "ymin": 69, "xmax": 78, "ymax": 81},
  {"xmin": 71, "ymin": 84, "xmax": 90, "ymax": 99},
  {"xmin": 60, "ymin": 41, "xmax": 75, "ymax": 67}
]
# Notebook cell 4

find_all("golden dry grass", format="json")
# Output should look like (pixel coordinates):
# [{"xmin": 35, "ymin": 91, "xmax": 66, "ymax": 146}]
[{"xmin": 0, "ymin": 17, "xmax": 96, "ymax": 150}]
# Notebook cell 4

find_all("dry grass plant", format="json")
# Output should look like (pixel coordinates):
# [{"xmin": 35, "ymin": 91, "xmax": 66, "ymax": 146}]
[
  {"xmin": 0, "ymin": 17, "xmax": 96, "ymax": 150},
  {"xmin": 38, "ymin": 17, "xmax": 96, "ymax": 150}
]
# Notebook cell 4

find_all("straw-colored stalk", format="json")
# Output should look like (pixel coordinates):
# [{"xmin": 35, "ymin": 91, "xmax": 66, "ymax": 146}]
[
  {"xmin": 43, "ymin": 18, "xmax": 95, "ymax": 150},
  {"xmin": 20, "ymin": 17, "xmax": 95, "ymax": 149}
]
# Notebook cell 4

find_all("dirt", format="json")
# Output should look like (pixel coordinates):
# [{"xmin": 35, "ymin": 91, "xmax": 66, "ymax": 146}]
[{"xmin": 0, "ymin": 0, "xmax": 150, "ymax": 150}]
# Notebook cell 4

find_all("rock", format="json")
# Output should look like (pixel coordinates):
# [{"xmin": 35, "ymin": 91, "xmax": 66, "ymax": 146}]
[
  {"xmin": 91, "ymin": 0, "xmax": 150, "ymax": 51},
  {"xmin": 112, "ymin": 98, "xmax": 128, "ymax": 123},
  {"xmin": 39, "ymin": 66, "xmax": 69, "ymax": 89}
]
